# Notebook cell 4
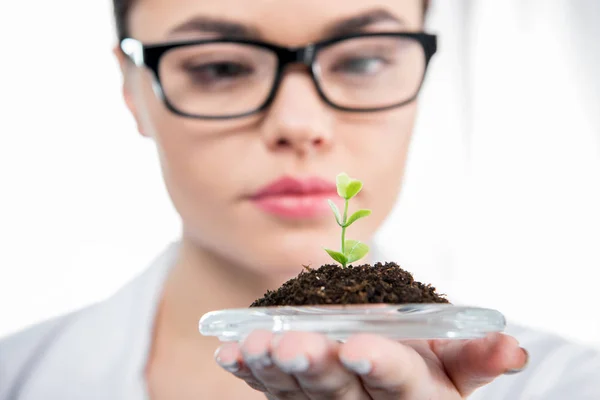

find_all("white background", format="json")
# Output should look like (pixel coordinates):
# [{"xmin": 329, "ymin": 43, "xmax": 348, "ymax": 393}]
[{"xmin": 1, "ymin": 1, "xmax": 599, "ymax": 348}]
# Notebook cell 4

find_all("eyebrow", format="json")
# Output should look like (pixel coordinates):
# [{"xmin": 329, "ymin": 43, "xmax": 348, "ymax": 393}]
[
  {"xmin": 168, "ymin": 16, "xmax": 260, "ymax": 39},
  {"xmin": 168, "ymin": 8, "xmax": 406, "ymax": 40},
  {"xmin": 323, "ymin": 8, "xmax": 407, "ymax": 37}
]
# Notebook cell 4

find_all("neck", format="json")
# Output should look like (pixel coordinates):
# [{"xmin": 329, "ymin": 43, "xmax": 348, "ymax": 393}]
[
  {"xmin": 146, "ymin": 236, "xmax": 295, "ymax": 398},
  {"xmin": 154, "ymin": 235, "xmax": 289, "ymax": 343}
]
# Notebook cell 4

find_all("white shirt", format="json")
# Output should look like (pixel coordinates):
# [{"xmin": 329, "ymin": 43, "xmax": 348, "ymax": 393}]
[{"xmin": 1, "ymin": 242, "xmax": 599, "ymax": 400}]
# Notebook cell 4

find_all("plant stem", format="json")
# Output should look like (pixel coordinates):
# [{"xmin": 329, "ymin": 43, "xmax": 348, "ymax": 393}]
[{"xmin": 341, "ymin": 198, "xmax": 349, "ymax": 267}]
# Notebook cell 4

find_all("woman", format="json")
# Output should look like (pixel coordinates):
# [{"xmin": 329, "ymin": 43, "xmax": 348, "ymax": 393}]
[{"xmin": 1, "ymin": 0, "xmax": 598, "ymax": 399}]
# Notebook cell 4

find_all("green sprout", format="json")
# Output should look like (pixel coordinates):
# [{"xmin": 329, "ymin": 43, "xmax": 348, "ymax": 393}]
[{"xmin": 324, "ymin": 173, "xmax": 372, "ymax": 268}]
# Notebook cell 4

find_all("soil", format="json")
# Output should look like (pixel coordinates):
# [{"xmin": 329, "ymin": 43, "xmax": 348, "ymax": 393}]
[{"xmin": 250, "ymin": 262, "xmax": 449, "ymax": 307}]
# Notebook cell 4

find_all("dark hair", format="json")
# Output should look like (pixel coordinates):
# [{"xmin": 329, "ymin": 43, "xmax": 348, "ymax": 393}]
[
  {"xmin": 113, "ymin": 0, "xmax": 430, "ymax": 40},
  {"xmin": 113, "ymin": 0, "xmax": 131, "ymax": 40}
]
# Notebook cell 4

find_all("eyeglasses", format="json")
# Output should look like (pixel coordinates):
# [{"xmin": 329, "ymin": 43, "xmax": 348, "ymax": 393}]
[{"xmin": 120, "ymin": 32, "xmax": 437, "ymax": 120}]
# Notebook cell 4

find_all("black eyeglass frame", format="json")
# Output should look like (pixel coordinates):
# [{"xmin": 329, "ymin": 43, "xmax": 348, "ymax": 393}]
[{"xmin": 120, "ymin": 32, "xmax": 437, "ymax": 119}]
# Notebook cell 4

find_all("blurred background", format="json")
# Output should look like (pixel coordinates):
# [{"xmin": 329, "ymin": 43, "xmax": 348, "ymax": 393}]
[{"xmin": 0, "ymin": 0, "xmax": 599, "ymax": 348}]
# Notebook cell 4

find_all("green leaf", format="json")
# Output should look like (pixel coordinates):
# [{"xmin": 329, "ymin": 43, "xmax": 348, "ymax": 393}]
[
  {"xmin": 345, "ymin": 209, "xmax": 371, "ymax": 227},
  {"xmin": 324, "ymin": 248, "xmax": 348, "ymax": 265},
  {"xmin": 328, "ymin": 200, "xmax": 343, "ymax": 226},
  {"xmin": 344, "ymin": 240, "xmax": 370, "ymax": 264},
  {"xmin": 336, "ymin": 173, "xmax": 351, "ymax": 198},
  {"xmin": 345, "ymin": 180, "xmax": 363, "ymax": 199}
]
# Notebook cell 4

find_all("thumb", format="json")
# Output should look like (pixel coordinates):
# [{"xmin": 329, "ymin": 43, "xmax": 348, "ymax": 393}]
[{"xmin": 431, "ymin": 333, "xmax": 529, "ymax": 397}]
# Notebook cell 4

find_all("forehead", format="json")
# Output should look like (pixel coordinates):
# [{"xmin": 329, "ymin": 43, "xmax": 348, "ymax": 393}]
[{"xmin": 128, "ymin": 0, "xmax": 423, "ymax": 44}]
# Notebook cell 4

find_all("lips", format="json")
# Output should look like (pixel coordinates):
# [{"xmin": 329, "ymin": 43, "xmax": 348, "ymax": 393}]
[{"xmin": 250, "ymin": 176, "xmax": 340, "ymax": 219}]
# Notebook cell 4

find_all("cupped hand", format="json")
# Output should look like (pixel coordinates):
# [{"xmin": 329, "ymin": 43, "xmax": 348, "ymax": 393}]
[{"xmin": 214, "ymin": 330, "xmax": 528, "ymax": 399}]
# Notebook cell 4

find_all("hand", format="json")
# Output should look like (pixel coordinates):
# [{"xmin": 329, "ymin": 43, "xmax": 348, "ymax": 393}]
[{"xmin": 214, "ymin": 330, "xmax": 528, "ymax": 399}]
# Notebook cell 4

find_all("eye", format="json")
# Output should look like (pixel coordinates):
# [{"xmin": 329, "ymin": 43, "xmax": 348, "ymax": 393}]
[
  {"xmin": 186, "ymin": 62, "xmax": 254, "ymax": 84},
  {"xmin": 331, "ymin": 57, "xmax": 389, "ymax": 75}
]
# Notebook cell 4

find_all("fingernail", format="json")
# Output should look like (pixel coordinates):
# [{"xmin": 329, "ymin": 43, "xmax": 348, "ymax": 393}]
[
  {"xmin": 243, "ymin": 350, "xmax": 273, "ymax": 369},
  {"xmin": 340, "ymin": 356, "xmax": 372, "ymax": 375},
  {"xmin": 214, "ymin": 347, "xmax": 240, "ymax": 373},
  {"xmin": 505, "ymin": 348, "xmax": 529, "ymax": 375},
  {"xmin": 273, "ymin": 354, "xmax": 310, "ymax": 373}
]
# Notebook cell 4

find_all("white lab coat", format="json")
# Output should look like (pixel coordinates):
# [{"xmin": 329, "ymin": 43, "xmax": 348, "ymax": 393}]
[{"xmin": 1, "ymin": 242, "xmax": 599, "ymax": 399}]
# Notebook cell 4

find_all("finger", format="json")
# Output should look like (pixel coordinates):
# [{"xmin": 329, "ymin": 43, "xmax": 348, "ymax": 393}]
[
  {"xmin": 214, "ymin": 341, "xmax": 268, "ymax": 393},
  {"xmin": 240, "ymin": 330, "xmax": 308, "ymax": 400},
  {"xmin": 431, "ymin": 333, "xmax": 529, "ymax": 397},
  {"xmin": 271, "ymin": 331, "xmax": 370, "ymax": 400},
  {"xmin": 339, "ymin": 334, "xmax": 437, "ymax": 400}
]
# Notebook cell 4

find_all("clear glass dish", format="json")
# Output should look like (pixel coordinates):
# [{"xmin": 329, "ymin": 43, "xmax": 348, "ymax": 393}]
[{"xmin": 198, "ymin": 304, "xmax": 506, "ymax": 342}]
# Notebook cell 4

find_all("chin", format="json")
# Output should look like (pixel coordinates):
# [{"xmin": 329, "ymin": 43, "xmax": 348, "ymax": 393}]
[{"xmin": 239, "ymin": 246, "xmax": 333, "ymax": 278}]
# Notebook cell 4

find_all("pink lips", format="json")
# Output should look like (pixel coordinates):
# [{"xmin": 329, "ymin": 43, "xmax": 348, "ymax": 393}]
[{"xmin": 250, "ymin": 176, "xmax": 340, "ymax": 219}]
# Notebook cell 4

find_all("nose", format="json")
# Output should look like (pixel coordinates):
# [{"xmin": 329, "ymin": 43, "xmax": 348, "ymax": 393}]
[{"xmin": 260, "ymin": 71, "xmax": 333, "ymax": 157}]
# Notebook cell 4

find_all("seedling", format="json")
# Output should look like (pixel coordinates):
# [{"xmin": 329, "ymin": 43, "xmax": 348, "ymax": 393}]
[{"xmin": 324, "ymin": 173, "xmax": 372, "ymax": 268}]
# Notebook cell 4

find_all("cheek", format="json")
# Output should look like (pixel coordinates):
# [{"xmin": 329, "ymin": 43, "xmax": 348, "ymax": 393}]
[
  {"xmin": 346, "ymin": 103, "xmax": 415, "ymax": 158},
  {"xmin": 134, "ymin": 75, "xmax": 220, "ymax": 187},
  {"xmin": 133, "ymin": 76, "xmax": 238, "ymax": 222},
  {"xmin": 152, "ymin": 121, "xmax": 238, "ymax": 214},
  {"xmin": 340, "ymin": 103, "xmax": 416, "ymax": 165},
  {"xmin": 338, "ymin": 104, "xmax": 417, "ymax": 228}
]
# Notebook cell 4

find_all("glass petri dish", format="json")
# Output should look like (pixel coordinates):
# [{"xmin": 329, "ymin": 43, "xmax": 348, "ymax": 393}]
[{"xmin": 199, "ymin": 304, "xmax": 506, "ymax": 342}]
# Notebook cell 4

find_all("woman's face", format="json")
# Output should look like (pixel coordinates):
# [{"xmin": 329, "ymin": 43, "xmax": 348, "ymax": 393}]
[{"xmin": 119, "ymin": 0, "xmax": 425, "ymax": 276}]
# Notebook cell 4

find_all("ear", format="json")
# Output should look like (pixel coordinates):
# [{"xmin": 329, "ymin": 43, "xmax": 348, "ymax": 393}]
[{"xmin": 112, "ymin": 45, "xmax": 149, "ymax": 137}]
